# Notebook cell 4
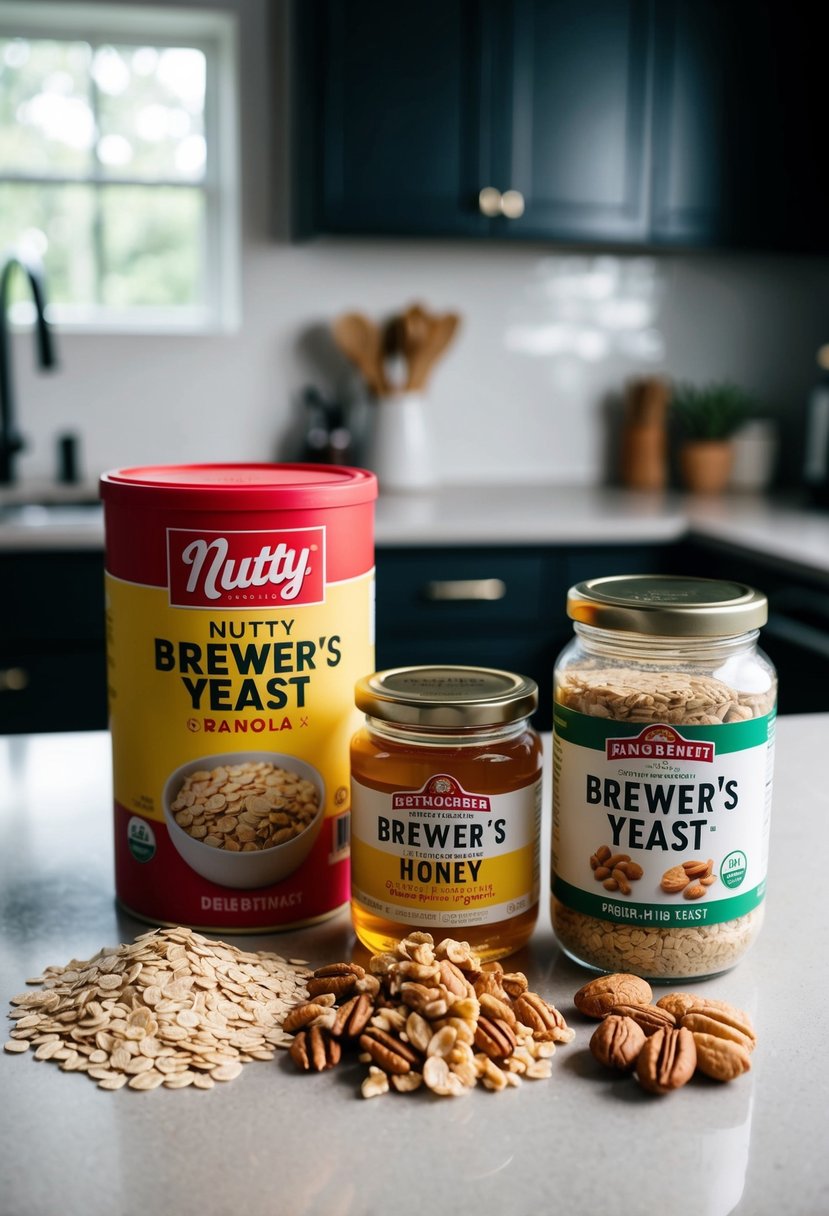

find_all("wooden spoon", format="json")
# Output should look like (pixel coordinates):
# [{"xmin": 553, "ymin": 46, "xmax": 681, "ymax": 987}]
[
  {"xmin": 407, "ymin": 311, "xmax": 460, "ymax": 390},
  {"xmin": 332, "ymin": 313, "xmax": 389, "ymax": 396}
]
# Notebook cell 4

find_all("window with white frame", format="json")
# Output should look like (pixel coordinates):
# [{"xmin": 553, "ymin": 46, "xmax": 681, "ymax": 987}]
[{"xmin": 0, "ymin": 3, "xmax": 240, "ymax": 331}]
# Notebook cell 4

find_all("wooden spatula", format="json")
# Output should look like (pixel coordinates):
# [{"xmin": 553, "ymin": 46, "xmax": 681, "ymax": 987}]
[
  {"xmin": 332, "ymin": 313, "xmax": 389, "ymax": 396},
  {"xmin": 407, "ymin": 311, "xmax": 460, "ymax": 390}
]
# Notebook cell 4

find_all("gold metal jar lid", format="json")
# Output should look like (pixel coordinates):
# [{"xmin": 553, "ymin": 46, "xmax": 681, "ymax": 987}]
[
  {"xmin": 355, "ymin": 666, "xmax": 538, "ymax": 728},
  {"xmin": 567, "ymin": 574, "xmax": 768, "ymax": 637}
]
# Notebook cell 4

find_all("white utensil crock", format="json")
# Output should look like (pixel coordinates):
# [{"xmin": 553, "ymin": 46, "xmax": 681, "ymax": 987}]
[{"xmin": 368, "ymin": 392, "xmax": 436, "ymax": 492}]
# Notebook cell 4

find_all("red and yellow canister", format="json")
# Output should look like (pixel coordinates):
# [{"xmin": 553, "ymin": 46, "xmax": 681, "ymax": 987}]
[{"xmin": 100, "ymin": 463, "xmax": 377, "ymax": 931}]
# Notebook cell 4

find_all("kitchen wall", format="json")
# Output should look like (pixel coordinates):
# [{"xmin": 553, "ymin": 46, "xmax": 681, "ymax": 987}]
[{"xmin": 10, "ymin": 0, "xmax": 829, "ymax": 490}]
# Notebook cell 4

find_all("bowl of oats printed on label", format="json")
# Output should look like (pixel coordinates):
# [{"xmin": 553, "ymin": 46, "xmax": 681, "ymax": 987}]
[{"xmin": 163, "ymin": 752, "xmax": 325, "ymax": 888}]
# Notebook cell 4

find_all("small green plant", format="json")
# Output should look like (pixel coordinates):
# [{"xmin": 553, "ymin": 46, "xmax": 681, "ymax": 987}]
[{"xmin": 671, "ymin": 382, "xmax": 754, "ymax": 441}]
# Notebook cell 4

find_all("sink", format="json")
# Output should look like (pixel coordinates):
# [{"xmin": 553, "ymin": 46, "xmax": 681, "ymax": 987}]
[
  {"xmin": 0, "ymin": 480, "xmax": 100, "ymax": 508},
  {"xmin": 0, "ymin": 502, "xmax": 102, "ymax": 527},
  {"xmin": 0, "ymin": 479, "xmax": 101, "ymax": 528},
  {"xmin": 0, "ymin": 484, "xmax": 103, "ymax": 543}
]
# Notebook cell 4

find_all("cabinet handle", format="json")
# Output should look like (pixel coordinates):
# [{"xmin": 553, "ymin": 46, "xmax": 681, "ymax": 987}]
[
  {"xmin": 478, "ymin": 187, "xmax": 525, "ymax": 219},
  {"xmin": 500, "ymin": 189, "xmax": 525, "ymax": 219},
  {"xmin": 423, "ymin": 578, "xmax": 507, "ymax": 602},
  {"xmin": 478, "ymin": 186, "xmax": 503, "ymax": 217},
  {"xmin": 0, "ymin": 666, "xmax": 29, "ymax": 692}
]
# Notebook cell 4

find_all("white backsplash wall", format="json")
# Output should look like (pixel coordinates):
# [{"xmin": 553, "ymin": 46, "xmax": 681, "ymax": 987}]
[{"xmin": 9, "ymin": 0, "xmax": 829, "ymax": 490}]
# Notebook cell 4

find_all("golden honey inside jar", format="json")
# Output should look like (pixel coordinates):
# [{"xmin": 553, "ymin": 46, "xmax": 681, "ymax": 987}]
[{"xmin": 350, "ymin": 665, "xmax": 542, "ymax": 961}]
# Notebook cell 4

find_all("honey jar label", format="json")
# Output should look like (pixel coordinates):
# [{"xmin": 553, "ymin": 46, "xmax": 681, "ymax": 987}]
[{"xmin": 350, "ymin": 773, "xmax": 541, "ymax": 929}]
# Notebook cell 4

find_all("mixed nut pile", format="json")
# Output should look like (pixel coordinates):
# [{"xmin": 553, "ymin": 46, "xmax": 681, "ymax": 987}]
[
  {"xmin": 574, "ymin": 972, "xmax": 756, "ymax": 1093},
  {"xmin": 4, "ymin": 928, "xmax": 756, "ymax": 1102},
  {"xmin": 285, "ymin": 932, "xmax": 575, "ymax": 1098}
]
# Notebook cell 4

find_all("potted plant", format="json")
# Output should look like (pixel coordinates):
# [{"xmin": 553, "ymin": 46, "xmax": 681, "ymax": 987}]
[{"xmin": 672, "ymin": 381, "xmax": 753, "ymax": 493}]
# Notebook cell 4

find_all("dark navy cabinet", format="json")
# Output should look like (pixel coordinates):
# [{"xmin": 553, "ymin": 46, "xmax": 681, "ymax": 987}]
[
  {"xmin": 297, "ymin": 0, "xmax": 829, "ymax": 252},
  {"xmin": 299, "ymin": 0, "xmax": 652, "ymax": 243},
  {"xmin": 374, "ymin": 542, "xmax": 668, "ymax": 730},
  {"xmin": 651, "ymin": 2, "xmax": 829, "ymax": 251},
  {"xmin": 0, "ymin": 551, "xmax": 107, "ymax": 734},
  {"xmin": 307, "ymin": 0, "xmax": 489, "ymax": 237}
]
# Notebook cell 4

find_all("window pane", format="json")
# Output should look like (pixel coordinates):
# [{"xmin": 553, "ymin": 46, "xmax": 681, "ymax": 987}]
[
  {"xmin": 95, "ymin": 45, "xmax": 206, "ymax": 181},
  {"xmin": 100, "ymin": 185, "xmax": 204, "ymax": 307},
  {"xmin": 0, "ymin": 182, "xmax": 96, "ymax": 306},
  {"xmin": 0, "ymin": 38, "xmax": 94, "ymax": 174}
]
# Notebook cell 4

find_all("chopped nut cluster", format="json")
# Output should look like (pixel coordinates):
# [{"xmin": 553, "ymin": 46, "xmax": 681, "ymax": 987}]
[
  {"xmin": 578, "ymin": 973, "xmax": 755, "ymax": 1093},
  {"xmin": 3, "ymin": 927, "xmax": 310, "ymax": 1090},
  {"xmin": 284, "ymin": 933, "xmax": 574, "ymax": 1098}
]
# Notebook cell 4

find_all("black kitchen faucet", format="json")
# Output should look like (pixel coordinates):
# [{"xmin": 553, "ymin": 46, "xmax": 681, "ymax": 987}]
[{"xmin": 0, "ymin": 248, "xmax": 57, "ymax": 485}]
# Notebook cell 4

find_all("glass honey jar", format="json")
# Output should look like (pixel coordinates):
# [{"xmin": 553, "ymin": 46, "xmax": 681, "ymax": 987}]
[{"xmin": 350, "ymin": 665, "xmax": 542, "ymax": 961}]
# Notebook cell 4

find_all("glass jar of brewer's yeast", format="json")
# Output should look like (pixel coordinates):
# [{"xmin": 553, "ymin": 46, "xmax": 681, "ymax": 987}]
[
  {"xmin": 552, "ymin": 574, "xmax": 777, "ymax": 981},
  {"xmin": 350, "ymin": 666, "xmax": 542, "ymax": 961}
]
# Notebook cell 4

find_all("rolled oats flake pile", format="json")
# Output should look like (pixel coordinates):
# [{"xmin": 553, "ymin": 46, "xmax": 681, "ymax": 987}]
[{"xmin": 3, "ymin": 926, "xmax": 310, "ymax": 1090}]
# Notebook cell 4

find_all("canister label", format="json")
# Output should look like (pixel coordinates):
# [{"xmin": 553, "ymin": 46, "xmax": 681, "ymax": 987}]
[
  {"xmin": 351, "ymin": 773, "xmax": 541, "ymax": 928},
  {"xmin": 107, "ymin": 517, "xmax": 374, "ymax": 931},
  {"xmin": 552, "ymin": 706, "xmax": 775, "ymax": 927}
]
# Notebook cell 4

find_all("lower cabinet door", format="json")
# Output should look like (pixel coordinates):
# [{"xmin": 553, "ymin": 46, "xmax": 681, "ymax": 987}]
[{"xmin": 0, "ymin": 645, "xmax": 108, "ymax": 734}]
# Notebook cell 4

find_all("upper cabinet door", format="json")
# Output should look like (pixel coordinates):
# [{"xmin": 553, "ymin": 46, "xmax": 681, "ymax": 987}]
[
  {"xmin": 651, "ymin": 1, "xmax": 829, "ymax": 251},
  {"xmin": 299, "ymin": 0, "xmax": 829, "ymax": 250},
  {"xmin": 311, "ymin": 0, "xmax": 489, "ymax": 236},
  {"xmin": 494, "ymin": 0, "xmax": 651, "ymax": 242},
  {"xmin": 650, "ymin": 0, "xmax": 734, "ymax": 245}
]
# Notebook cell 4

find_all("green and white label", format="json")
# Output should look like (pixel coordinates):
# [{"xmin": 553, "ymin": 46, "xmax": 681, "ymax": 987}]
[
  {"xmin": 127, "ymin": 815, "xmax": 156, "ymax": 864},
  {"xmin": 552, "ymin": 707, "xmax": 775, "ymax": 928}
]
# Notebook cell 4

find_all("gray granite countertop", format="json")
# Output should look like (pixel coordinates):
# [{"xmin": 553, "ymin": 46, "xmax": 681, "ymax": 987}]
[
  {"xmin": 1, "ymin": 718, "xmax": 827, "ymax": 1216},
  {"xmin": 2, "ymin": 485, "xmax": 828, "ymax": 583}
]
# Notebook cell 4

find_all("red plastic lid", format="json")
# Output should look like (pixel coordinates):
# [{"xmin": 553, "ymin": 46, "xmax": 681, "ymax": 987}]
[{"xmin": 100, "ymin": 463, "xmax": 377, "ymax": 511}]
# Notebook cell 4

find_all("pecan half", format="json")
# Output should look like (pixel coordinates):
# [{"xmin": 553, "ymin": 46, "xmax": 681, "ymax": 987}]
[
  {"xmin": 635, "ymin": 1026, "xmax": 696, "ymax": 1094},
  {"xmin": 359, "ymin": 1027, "xmax": 421, "ymax": 1075},
  {"xmin": 574, "ymin": 973, "xmax": 653, "ymax": 1019},
  {"xmin": 655, "ymin": 992, "xmax": 696, "ymax": 1019},
  {"xmin": 438, "ymin": 959, "xmax": 471, "ymax": 998},
  {"xmin": 608, "ymin": 1003, "xmax": 676, "ymax": 1036},
  {"xmin": 680, "ymin": 1009, "xmax": 756, "ymax": 1053},
  {"xmin": 330, "ymin": 993, "xmax": 374, "ymax": 1040},
  {"xmin": 289, "ymin": 1026, "xmax": 341, "ymax": 1072},
  {"xmin": 590, "ymin": 1015, "xmax": 645, "ymax": 1071},
  {"xmin": 474, "ymin": 1016, "xmax": 517, "ymax": 1060},
  {"xmin": 692, "ymin": 1032, "xmax": 752, "ymax": 1082},
  {"xmin": 513, "ymin": 992, "xmax": 574, "ymax": 1043},
  {"xmin": 282, "ymin": 1001, "xmax": 336, "ymax": 1034},
  {"xmin": 307, "ymin": 974, "xmax": 360, "ymax": 1000},
  {"xmin": 478, "ymin": 993, "xmax": 518, "ymax": 1029},
  {"xmin": 312, "ymin": 962, "xmax": 366, "ymax": 979}
]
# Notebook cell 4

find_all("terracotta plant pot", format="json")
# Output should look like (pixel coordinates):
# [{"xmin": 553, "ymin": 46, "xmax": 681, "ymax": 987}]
[{"xmin": 679, "ymin": 440, "xmax": 734, "ymax": 494}]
